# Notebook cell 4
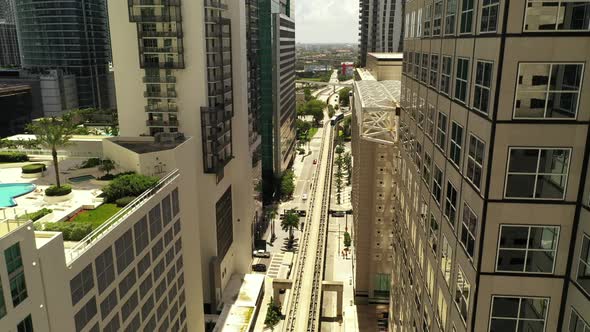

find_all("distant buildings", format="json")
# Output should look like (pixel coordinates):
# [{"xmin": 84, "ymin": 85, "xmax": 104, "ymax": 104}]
[
  {"xmin": 358, "ymin": 0, "xmax": 404, "ymax": 66},
  {"xmin": 0, "ymin": 84, "xmax": 32, "ymax": 137},
  {"xmin": 0, "ymin": 0, "xmax": 19, "ymax": 68},
  {"xmin": 341, "ymin": 62, "xmax": 355, "ymax": 76}
]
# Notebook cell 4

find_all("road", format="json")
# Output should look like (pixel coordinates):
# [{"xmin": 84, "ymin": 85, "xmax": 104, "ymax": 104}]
[{"xmin": 283, "ymin": 115, "xmax": 335, "ymax": 332}]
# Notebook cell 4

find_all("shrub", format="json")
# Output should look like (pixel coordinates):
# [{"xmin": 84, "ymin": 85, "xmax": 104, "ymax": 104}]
[
  {"xmin": 115, "ymin": 196, "xmax": 136, "ymax": 207},
  {"xmin": 0, "ymin": 152, "xmax": 28, "ymax": 163},
  {"xmin": 45, "ymin": 185, "xmax": 72, "ymax": 197},
  {"xmin": 43, "ymin": 222, "xmax": 101, "ymax": 241},
  {"xmin": 23, "ymin": 208, "xmax": 53, "ymax": 221},
  {"xmin": 21, "ymin": 163, "xmax": 46, "ymax": 174},
  {"xmin": 97, "ymin": 174, "xmax": 116, "ymax": 181},
  {"xmin": 102, "ymin": 174, "xmax": 158, "ymax": 202},
  {"xmin": 80, "ymin": 158, "xmax": 101, "ymax": 169}
]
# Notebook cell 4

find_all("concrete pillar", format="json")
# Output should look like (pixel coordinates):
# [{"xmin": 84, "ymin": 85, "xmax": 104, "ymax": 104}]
[
  {"xmin": 322, "ymin": 281, "xmax": 344, "ymax": 317},
  {"xmin": 336, "ymin": 288, "xmax": 343, "ymax": 316},
  {"xmin": 272, "ymin": 279, "xmax": 293, "ymax": 307}
]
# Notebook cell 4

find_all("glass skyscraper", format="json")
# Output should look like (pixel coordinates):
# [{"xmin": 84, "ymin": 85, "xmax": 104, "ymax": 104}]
[{"xmin": 15, "ymin": 0, "xmax": 110, "ymax": 109}]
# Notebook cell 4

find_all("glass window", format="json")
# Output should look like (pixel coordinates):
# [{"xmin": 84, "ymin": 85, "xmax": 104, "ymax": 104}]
[
  {"xmin": 481, "ymin": 0, "xmax": 500, "ymax": 32},
  {"xmin": 436, "ymin": 111, "xmax": 448, "ymax": 151},
  {"xmin": 430, "ymin": 54, "xmax": 439, "ymax": 88},
  {"xmin": 577, "ymin": 234, "xmax": 590, "ymax": 294},
  {"xmin": 70, "ymin": 264, "xmax": 94, "ymax": 305},
  {"xmin": 429, "ymin": 213, "xmax": 439, "ymax": 254},
  {"xmin": 424, "ymin": 4, "xmax": 432, "ymax": 36},
  {"xmin": 75, "ymin": 297, "xmax": 98, "ymax": 332},
  {"xmin": 570, "ymin": 308, "xmax": 590, "ymax": 332},
  {"xmin": 5, "ymin": 243, "xmax": 27, "ymax": 307},
  {"xmin": 418, "ymin": 99, "xmax": 425, "ymax": 129},
  {"xmin": 497, "ymin": 225, "xmax": 559, "ymax": 273},
  {"xmin": 433, "ymin": 164, "xmax": 444, "ymax": 205},
  {"xmin": 434, "ymin": 0, "xmax": 444, "ymax": 35},
  {"xmin": 466, "ymin": 135, "xmax": 485, "ymax": 190},
  {"xmin": 17, "ymin": 315, "xmax": 33, "ymax": 332},
  {"xmin": 416, "ymin": 142, "xmax": 423, "ymax": 171},
  {"xmin": 115, "ymin": 229, "xmax": 135, "ymax": 274},
  {"xmin": 95, "ymin": 247, "xmax": 115, "ymax": 294},
  {"xmin": 474, "ymin": 61, "xmax": 493, "ymax": 114},
  {"xmin": 455, "ymin": 58, "xmax": 470, "ymax": 103},
  {"xmin": 441, "ymin": 56, "xmax": 453, "ymax": 95},
  {"xmin": 455, "ymin": 267, "xmax": 470, "ymax": 323},
  {"xmin": 450, "ymin": 122, "xmax": 463, "ymax": 167},
  {"xmin": 441, "ymin": 235, "xmax": 453, "ymax": 285},
  {"xmin": 446, "ymin": 0, "xmax": 458, "ymax": 34},
  {"xmin": 427, "ymin": 261, "xmax": 436, "ymax": 298},
  {"xmin": 460, "ymin": 0, "xmax": 475, "ymax": 33},
  {"xmin": 445, "ymin": 181, "xmax": 458, "ymax": 226},
  {"xmin": 489, "ymin": 296, "xmax": 549, "ymax": 332},
  {"xmin": 414, "ymin": 53, "xmax": 421, "ymax": 79},
  {"xmin": 505, "ymin": 148, "xmax": 570, "ymax": 199},
  {"xmin": 374, "ymin": 273, "xmax": 390, "ymax": 298},
  {"xmin": 427, "ymin": 104, "xmax": 436, "ymax": 138},
  {"xmin": 525, "ymin": 1, "xmax": 590, "ymax": 31},
  {"xmin": 437, "ymin": 289, "xmax": 449, "ymax": 330},
  {"xmin": 424, "ymin": 152, "xmax": 432, "ymax": 189},
  {"xmin": 422, "ymin": 53, "xmax": 429, "ymax": 83},
  {"xmin": 460, "ymin": 203, "xmax": 477, "ymax": 260},
  {"xmin": 514, "ymin": 63, "xmax": 583, "ymax": 119},
  {"xmin": 0, "ymin": 275, "xmax": 5, "ymax": 318},
  {"xmin": 418, "ymin": 8, "xmax": 423, "ymax": 37}
]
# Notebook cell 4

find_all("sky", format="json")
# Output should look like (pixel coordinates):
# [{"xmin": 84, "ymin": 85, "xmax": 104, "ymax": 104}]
[{"xmin": 295, "ymin": 0, "xmax": 359, "ymax": 44}]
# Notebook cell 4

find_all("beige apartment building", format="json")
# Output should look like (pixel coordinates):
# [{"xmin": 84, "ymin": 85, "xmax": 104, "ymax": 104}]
[
  {"xmin": 108, "ymin": 0, "xmax": 254, "ymax": 314},
  {"xmin": 351, "ymin": 56, "xmax": 401, "ymax": 303},
  {"xmin": 392, "ymin": 1, "xmax": 590, "ymax": 331}
]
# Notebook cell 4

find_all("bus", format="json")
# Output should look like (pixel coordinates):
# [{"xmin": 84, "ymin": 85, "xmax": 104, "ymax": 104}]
[{"xmin": 330, "ymin": 113, "xmax": 344, "ymax": 126}]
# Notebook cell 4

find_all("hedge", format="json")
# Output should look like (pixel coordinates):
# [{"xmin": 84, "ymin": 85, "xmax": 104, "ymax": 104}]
[
  {"xmin": 43, "ymin": 222, "xmax": 102, "ymax": 241},
  {"xmin": 21, "ymin": 163, "xmax": 46, "ymax": 174},
  {"xmin": 102, "ymin": 174, "xmax": 158, "ymax": 202},
  {"xmin": 80, "ymin": 158, "xmax": 101, "ymax": 169},
  {"xmin": 45, "ymin": 185, "xmax": 72, "ymax": 197},
  {"xmin": 116, "ymin": 196, "xmax": 136, "ymax": 207},
  {"xmin": 21, "ymin": 208, "xmax": 52, "ymax": 221},
  {"xmin": 0, "ymin": 152, "xmax": 29, "ymax": 163}
]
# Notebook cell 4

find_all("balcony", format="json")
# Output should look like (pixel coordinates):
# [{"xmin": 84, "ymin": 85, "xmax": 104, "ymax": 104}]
[
  {"xmin": 146, "ymin": 119, "xmax": 179, "ymax": 127},
  {"xmin": 128, "ymin": 0, "xmax": 180, "ymax": 5},
  {"xmin": 138, "ymin": 30, "xmax": 183, "ymax": 38},
  {"xmin": 206, "ymin": 30, "xmax": 231, "ymax": 38},
  {"xmin": 206, "ymin": 46, "xmax": 231, "ymax": 53},
  {"xmin": 144, "ymin": 90, "xmax": 177, "ymax": 98},
  {"xmin": 129, "ymin": 12, "xmax": 182, "ymax": 23},
  {"xmin": 204, "ymin": 0, "xmax": 228, "ymax": 10},
  {"xmin": 140, "ymin": 46, "xmax": 184, "ymax": 54},
  {"xmin": 145, "ymin": 105, "xmax": 178, "ymax": 112},
  {"xmin": 143, "ymin": 76, "xmax": 176, "ymax": 83},
  {"xmin": 142, "ymin": 60, "xmax": 185, "ymax": 69}
]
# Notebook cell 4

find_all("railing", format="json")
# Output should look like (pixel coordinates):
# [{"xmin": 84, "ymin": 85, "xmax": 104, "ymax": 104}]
[
  {"xmin": 204, "ymin": 0, "xmax": 228, "ymax": 10},
  {"xmin": 146, "ymin": 119, "xmax": 179, "ymax": 126},
  {"xmin": 140, "ymin": 46, "xmax": 183, "ymax": 53},
  {"xmin": 144, "ymin": 90, "xmax": 177, "ymax": 98},
  {"xmin": 67, "ymin": 170, "xmax": 179, "ymax": 264},
  {"xmin": 128, "ymin": 0, "xmax": 180, "ymax": 5},
  {"xmin": 143, "ymin": 76, "xmax": 176, "ymax": 83},
  {"xmin": 145, "ymin": 105, "xmax": 178, "ymax": 112},
  {"xmin": 138, "ymin": 30, "xmax": 183, "ymax": 38}
]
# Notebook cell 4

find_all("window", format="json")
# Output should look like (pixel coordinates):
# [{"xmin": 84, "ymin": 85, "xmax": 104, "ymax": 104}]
[
  {"xmin": 433, "ymin": 0, "xmax": 443, "ymax": 35},
  {"xmin": 474, "ymin": 61, "xmax": 493, "ymax": 114},
  {"xmin": 497, "ymin": 225, "xmax": 559, "ymax": 273},
  {"xmin": 17, "ymin": 315, "xmax": 33, "ymax": 332},
  {"xmin": 489, "ymin": 296, "xmax": 549, "ymax": 332},
  {"xmin": 95, "ymin": 247, "xmax": 115, "ymax": 294},
  {"xmin": 430, "ymin": 54, "xmax": 439, "ymax": 88},
  {"xmin": 172, "ymin": 188, "xmax": 180, "ymax": 216},
  {"xmin": 149, "ymin": 205, "xmax": 162, "ymax": 240},
  {"xmin": 466, "ymin": 135, "xmax": 485, "ymax": 189},
  {"xmin": 422, "ymin": 53, "xmax": 429, "ymax": 83},
  {"xmin": 427, "ymin": 104, "xmax": 436, "ymax": 138},
  {"xmin": 576, "ymin": 234, "xmax": 590, "ymax": 294},
  {"xmin": 450, "ymin": 122, "xmax": 463, "ymax": 166},
  {"xmin": 455, "ymin": 267, "xmax": 470, "ymax": 323},
  {"xmin": 445, "ymin": 0, "xmax": 457, "ymax": 34},
  {"xmin": 429, "ymin": 213, "xmax": 439, "ymax": 254},
  {"xmin": 514, "ymin": 63, "xmax": 583, "ymax": 119},
  {"xmin": 570, "ymin": 308, "xmax": 590, "ymax": 332},
  {"xmin": 119, "ymin": 268, "xmax": 137, "ymax": 299},
  {"xmin": 505, "ymin": 148, "xmax": 570, "ymax": 199},
  {"xmin": 115, "ymin": 229, "xmax": 135, "ymax": 274},
  {"xmin": 480, "ymin": 0, "xmax": 500, "ymax": 33},
  {"xmin": 75, "ymin": 297, "xmax": 98, "ymax": 332},
  {"xmin": 134, "ymin": 217, "xmax": 150, "ymax": 254},
  {"xmin": 416, "ymin": 142, "xmax": 423, "ymax": 171},
  {"xmin": 424, "ymin": 4, "xmax": 432, "ymax": 36},
  {"xmin": 418, "ymin": 8, "xmax": 423, "ymax": 37},
  {"xmin": 0, "ymin": 275, "xmax": 5, "ymax": 318},
  {"xmin": 70, "ymin": 264, "xmax": 94, "ymax": 305},
  {"xmin": 418, "ymin": 98, "xmax": 425, "ymax": 128},
  {"xmin": 437, "ymin": 289, "xmax": 448, "ymax": 330},
  {"xmin": 374, "ymin": 273, "xmax": 391, "ymax": 298},
  {"xmin": 405, "ymin": 14, "xmax": 410, "ymax": 39},
  {"xmin": 433, "ymin": 165, "xmax": 444, "ymax": 205},
  {"xmin": 162, "ymin": 195, "xmax": 172, "ymax": 225},
  {"xmin": 5, "ymin": 243, "xmax": 27, "ymax": 307},
  {"xmin": 436, "ymin": 112, "xmax": 448, "ymax": 151},
  {"xmin": 455, "ymin": 58, "xmax": 470, "ymax": 103},
  {"xmin": 411, "ymin": 11, "xmax": 416, "ymax": 38},
  {"xmin": 100, "ymin": 289, "xmax": 118, "ymax": 320},
  {"xmin": 444, "ymin": 181, "xmax": 458, "ymax": 226},
  {"xmin": 414, "ymin": 53, "xmax": 421, "ymax": 79},
  {"xmin": 441, "ymin": 56, "xmax": 453, "ymax": 95},
  {"xmin": 460, "ymin": 204, "xmax": 477, "ymax": 260},
  {"xmin": 460, "ymin": 0, "xmax": 475, "ymax": 33},
  {"xmin": 525, "ymin": 1, "xmax": 590, "ymax": 32},
  {"xmin": 426, "ymin": 262, "xmax": 435, "ymax": 298},
  {"xmin": 423, "ymin": 152, "xmax": 432, "ymax": 188},
  {"xmin": 441, "ymin": 235, "xmax": 453, "ymax": 285}
]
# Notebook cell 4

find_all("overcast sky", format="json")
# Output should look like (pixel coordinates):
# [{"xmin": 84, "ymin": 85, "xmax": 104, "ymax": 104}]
[{"xmin": 295, "ymin": 0, "xmax": 359, "ymax": 44}]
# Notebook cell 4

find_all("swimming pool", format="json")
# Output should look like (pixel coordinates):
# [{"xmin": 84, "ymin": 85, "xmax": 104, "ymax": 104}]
[
  {"xmin": 69, "ymin": 175, "xmax": 96, "ymax": 183},
  {"xmin": 0, "ymin": 183, "xmax": 36, "ymax": 207}
]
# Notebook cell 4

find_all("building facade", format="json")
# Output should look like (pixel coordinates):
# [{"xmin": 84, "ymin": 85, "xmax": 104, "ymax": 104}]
[
  {"xmin": 358, "ymin": 0, "xmax": 405, "ymax": 66},
  {"xmin": 0, "ymin": 22, "xmax": 19, "ymax": 68},
  {"xmin": 393, "ymin": 1, "xmax": 590, "ymax": 331},
  {"xmin": 108, "ymin": 0, "xmax": 254, "ymax": 314},
  {"xmin": 0, "ymin": 84, "xmax": 32, "ymax": 137},
  {"xmin": 15, "ymin": 0, "xmax": 110, "ymax": 109}
]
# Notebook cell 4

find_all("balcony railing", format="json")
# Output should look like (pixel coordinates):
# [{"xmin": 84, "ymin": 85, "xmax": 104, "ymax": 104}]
[
  {"xmin": 140, "ymin": 46, "xmax": 184, "ymax": 54},
  {"xmin": 145, "ymin": 105, "xmax": 178, "ymax": 112},
  {"xmin": 128, "ymin": 0, "xmax": 180, "ymax": 6},
  {"xmin": 138, "ymin": 30, "xmax": 183, "ymax": 38},
  {"xmin": 67, "ymin": 170, "xmax": 179, "ymax": 264},
  {"xmin": 146, "ymin": 119, "xmax": 179, "ymax": 126},
  {"xmin": 143, "ymin": 76, "xmax": 176, "ymax": 83},
  {"xmin": 142, "ymin": 60, "xmax": 185, "ymax": 69},
  {"xmin": 204, "ymin": 0, "xmax": 228, "ymax": 10},
  {"xmin": 129, "ymin": 13, "xmax": 182, "ymax": 23},
  {"xmin": 144, "ymin": 90, "xmax": 177, "ymax": 98}
]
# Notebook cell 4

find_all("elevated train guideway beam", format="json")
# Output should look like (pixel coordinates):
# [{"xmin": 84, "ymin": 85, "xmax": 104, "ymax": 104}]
[
  {"xmin": 353, "ymin": 80, "xmax": 400, "ymax": 146},
  {"xmin": 295, "ymin": 80, "xmax": 353, "ymax": 88}
]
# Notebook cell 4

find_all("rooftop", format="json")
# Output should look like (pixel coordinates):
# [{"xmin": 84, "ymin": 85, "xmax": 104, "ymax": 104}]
[
  {"xmin": 0, "ymin": 84, "xmax": 31, "ymax": 96},
  {"xmin": 354, "ymin": 80, "xmax": 401, "ymax": 145},
  {"xmin": 368, "ymin": 52, "xmax": 403, "ymax": 61},
  {"xmin": 355, "ymin": 80, "xmax": 401, "ymax": 110},
  {"xmin": 111, "ymin": 135, "xmax": 186, "ymax": 154},
  {"xmin": 214, "ymin": 274, "xmax": 265, "ymax": 332}
]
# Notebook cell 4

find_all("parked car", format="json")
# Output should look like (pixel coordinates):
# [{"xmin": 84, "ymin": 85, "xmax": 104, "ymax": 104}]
[
  {"xmin": 252, "ymin": 250, "xmax": 270, "ymax": 258},
  {"xmin": 313, "ymin": 159, "xmax": 317, "ymax": 165},
  {"xmin": 252, "ymin": 264, "xmax": 267, "ymax": 272},
  {"xmin": 302, "ymin": 193, "xmax": 308, "ymax": 200},
  {"xmin": 296, "ymin": 209, "xmax": 307, "ymax": 217},
  {"xmin": 332, "ymin": 211, "xmax": 345, "ymax": 217}
]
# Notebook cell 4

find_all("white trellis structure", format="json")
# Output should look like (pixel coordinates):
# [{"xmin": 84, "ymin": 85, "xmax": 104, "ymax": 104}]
[{"xmin": 354, "ymin": 80, "xmax": 401, "ymax": 146}]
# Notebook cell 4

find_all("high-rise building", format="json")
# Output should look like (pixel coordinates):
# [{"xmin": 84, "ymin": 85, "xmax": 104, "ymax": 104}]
[
  {"xmin": 0, "ymin": 0, "xmax": 19, "ymax": 68},
  {"xmin": 108, "ymin": 0, "xmax": 254, "ymax": 314},
  {"xmin": 0, "ymin": 84, "xmax": 32, "ymax": 137},
  {"xmin": 393, "ymin": 1, "xmax": 590, "ymax": 331},
  {"xmin": 14, "ymin": 0, "xmax": 111, "ymax": 109},
  {"xmin": 358, "ymin": 0, "xmax": 405, "ymax": 66},
  {"xmin": 259, "ymin": 0, "xmax": 296, "ymax": 201}
]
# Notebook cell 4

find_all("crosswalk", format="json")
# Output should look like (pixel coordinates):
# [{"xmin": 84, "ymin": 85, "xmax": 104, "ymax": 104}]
[{"xmin": 267, "ymin": 252, "xmax": 285, "ymax": 278}]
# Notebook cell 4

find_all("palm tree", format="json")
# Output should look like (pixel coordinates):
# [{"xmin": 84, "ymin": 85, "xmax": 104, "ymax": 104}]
[
  {"xmin": 26, "ymin": 116, "xmax": 75, "ymax": 188},
  {"xmin": 281, "ymin": 211, "xmax": 299, "ymax": 247}
]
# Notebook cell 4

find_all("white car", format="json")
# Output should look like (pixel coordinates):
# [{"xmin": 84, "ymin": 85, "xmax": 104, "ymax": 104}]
[
  {"xmin": 252, "ymin": 250, "xmax": 270, "ymax": 258},
  {"xmin": 302, "ymin": 193, "xmax": 308, "ymax": 200}
]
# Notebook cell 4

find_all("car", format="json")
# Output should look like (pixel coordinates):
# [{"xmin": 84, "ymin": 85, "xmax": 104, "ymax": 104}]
[
  {"xmin": 296, "ymin": 209, "xmax": 307, "ymax": 217},
  {"xmin": 252, "ymin": 250, "xmax": 270, "ymax": 258},
  {"xmin": 332, "ymin": 211, "xmax": 345, "ymax": 217},
  {"xmin": 252, "ymin": 264, "xmax": 267, "ymax": 272},
  {"xmin": 302, "ymin": 193, "xmax": 308, "ymax": 200},
  {"xmin": 313, "ymin": 159, "xmax": 317, "ymax": 165}
]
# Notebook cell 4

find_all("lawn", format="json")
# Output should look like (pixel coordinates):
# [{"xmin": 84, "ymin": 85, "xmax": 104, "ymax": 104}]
[{"xmin": 70, "ymin": 203, "xmax": 122, "ymax": 223}]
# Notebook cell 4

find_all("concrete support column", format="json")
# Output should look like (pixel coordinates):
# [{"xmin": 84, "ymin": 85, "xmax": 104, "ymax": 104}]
[
  {"xmin": 322, "ymin": 281, "xmax": 344, "ymax": 317},
  {"xmin": 272, "ymin": 279, "xmax": 293, "ymax": 307}
]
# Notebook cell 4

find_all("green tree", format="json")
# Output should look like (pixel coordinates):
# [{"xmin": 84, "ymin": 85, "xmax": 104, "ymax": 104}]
[
  {"xmin": 342, "ymin": 115, "xmax": 352, "ymax": 137},
  {"xmin": 280, "ymin": 170, "xmax": 295, "ymax": 199},
  {"xmin": 344, "ymin": 231, "xmax": 352, "ymax": 250},
  {"xmin": 304, "ymin": 87, "xmax": 313, "ymax": 101},
  {"xmin": 281, "ymin": 211, "xmax": 300, "ymax": 246},
  {"xmin": 99, "ymin": 159, "xmax": 116, "ymax": 176},
  {"xmin": 305, "ymin": 99, "xmax": 327, "ymax": 125},
  {"xmin": 335, "ymin": 145, "xmax": 345, "ymax": 155},
  {"xmin": 26, "ymin": 115, "xmax": 76, "ymax": 188},
  {"xmin": 343, "ymin": 152, "xmax": 352, "ymax": 185},
  {"xmin": 264, "ymin": 297, "xmax": 282, "ymax": 329},
  {"xmin": 328, "ymin": 104, "xmax": 335, "ymax": 118},
  {"xmin": 339, "ymin": 87, "xmax": 352, "ymax": 107}
]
